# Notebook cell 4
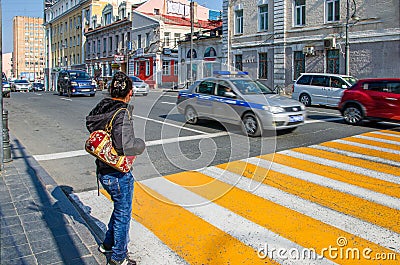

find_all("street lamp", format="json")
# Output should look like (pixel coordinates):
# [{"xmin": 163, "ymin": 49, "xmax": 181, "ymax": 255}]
[{"xmin": 345, "ymin": 0, "xmax": 359, "ymax": 75}]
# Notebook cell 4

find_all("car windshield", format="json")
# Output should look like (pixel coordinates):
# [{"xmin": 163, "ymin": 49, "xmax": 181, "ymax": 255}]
[
  {"xmin": 130, "ymin": 76, "xmax": 142, "ymax": 82},
  {"xmin": 343, "ymin": 77, "xmax": 358, "ymax": 86},
  {"xmin": 69, "ymin": 71, "xmax": 91, "ymax": 80},
  {"xmin": 231, "ymin": 79, "xmax": 274, "ymax": 95},
  {"xmin": 15, "ymin": 80, "xmax": 29, "ymax": 84}
]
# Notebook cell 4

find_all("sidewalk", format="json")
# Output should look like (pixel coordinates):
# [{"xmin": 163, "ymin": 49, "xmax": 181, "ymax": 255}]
[{"xmin": 0, "ymin": 135, "xmax": 105, "ymax": 265}]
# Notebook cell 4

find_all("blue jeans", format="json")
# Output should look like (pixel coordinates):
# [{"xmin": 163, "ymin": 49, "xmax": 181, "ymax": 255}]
[{"xmin": 99, "ymin": 171, "xmax": 134, "ymax": 262}]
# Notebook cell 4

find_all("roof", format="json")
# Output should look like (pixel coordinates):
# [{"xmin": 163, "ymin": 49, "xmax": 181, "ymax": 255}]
[
  {"xmin": 141, "ymin": 13, "xmax": 222, "ymax": 30},
  {"xmin": 300, "ymin": 73, "xmax": 356, "ymax": 78}
]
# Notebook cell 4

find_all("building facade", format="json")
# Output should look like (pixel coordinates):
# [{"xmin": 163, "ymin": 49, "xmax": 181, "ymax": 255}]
[
  {"xmin": 43, "ymin": 0, "xmax": 111, "ymax": 90},
  {"xmin": 12, "ymin": 16, "xmax": 45, "ymax": 81},
  {"xmin": 130, "ymin": 0, "xmax": 221, "ymax": 88},
  {"xmin": 223, "ymin": 0, "xmax": 400, "ymax": 92},
  {"xmin": 178, "ymin": 26, "xmax": 223, "ymax": 86},
  {"xmin": 2, "ymin": 53, "xmax": 13, "ymax": 79},
  {"xmin": 84, "ymin": 1, "xmax": 142, "ymax": 81}
]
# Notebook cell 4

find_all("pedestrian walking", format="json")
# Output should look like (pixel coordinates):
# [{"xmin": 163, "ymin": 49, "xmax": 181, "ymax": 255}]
[{"xmin": 86, "ymin": 71, "xmax": 145, "ymax": 265}]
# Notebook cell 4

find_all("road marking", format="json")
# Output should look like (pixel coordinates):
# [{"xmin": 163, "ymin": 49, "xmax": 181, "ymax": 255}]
[
  {"xmin": 160, "ymin": 101, "xmax": 176, "ymax": 105},
  {"xmin": 70, "ymin": 190, "xmax": 189, "ymax": 265},
  {"xmin": 282, "ymin": 148, "xmax": 400, "ymax": 185},
  {"xmin": 353, "ymin": 134, "xmax": 400, "ymax": 145},
  {"xmin": 343, "ymin": 136, "xmax": 400, "ymax": 150},
  {"xmin": 312, "ymin": 144, "xmax": 400, "ymax": 168},
  {"xmin": 199, "ymin": 166, "xmax": 400, "ymax": 253},
  {"xmin": 165, "ymin": 171, "xmax": 396, "ymax": 264},
  {"xmin": 218, "ymin": 159, "xmax": 400, "ymax": 232},
  {"xmin": 304, "ymin": 117, "xmax": 343, "ymax": 123},
  {"xmin": 132, "ymin": 114, "xmax": 208, "ymax": 134},
  {"xmin": 60, "ymin": 98, "xmax": 72, "ymax": 101},
  {"xmin": 290, "ymin": 146, "xmax": 400, "ymax": 177},
  {"xmin": 33, "ymin": 132, "xmax": 228, "ymax": 161},
  {"xmin": 140, "ymin": 176, "xmax": 329, "ymax": 265},
  {"xmin": 323, "ymin": 141, "xmax": 400, "ymax": 159},
  {"xmin": 307, "ymin": 110, "xmax": 342, "ymax": 116}
]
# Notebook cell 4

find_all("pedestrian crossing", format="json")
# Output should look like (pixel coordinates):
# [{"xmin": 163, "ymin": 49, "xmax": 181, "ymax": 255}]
[{"xmin": 72, "ymin": 129, "xmax": 400, "ymax": 265}]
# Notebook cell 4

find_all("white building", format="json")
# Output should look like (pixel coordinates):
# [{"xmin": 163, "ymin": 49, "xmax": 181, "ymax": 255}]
[{"xmin": 222, "ymin": 0, "xmax": 400, "ymax": 92}]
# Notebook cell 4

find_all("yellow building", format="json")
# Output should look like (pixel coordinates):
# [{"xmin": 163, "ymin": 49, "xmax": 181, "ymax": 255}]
[
  {"xmin": 43, "ymin": 0, "xmax": 110, "ymax": 90},
  {"xmin": 12, "ymin": 16, "xmax": 45, "ymax": 80}
]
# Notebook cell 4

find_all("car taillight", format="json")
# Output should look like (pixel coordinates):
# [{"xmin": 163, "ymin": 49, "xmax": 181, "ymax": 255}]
[
  {"xmin": 291, "ymin": 85, "xmax": 294, "ymax": 93},
  {"xmin": 177, "ymin": 94, "xmax": 181, "ymax": 100}
]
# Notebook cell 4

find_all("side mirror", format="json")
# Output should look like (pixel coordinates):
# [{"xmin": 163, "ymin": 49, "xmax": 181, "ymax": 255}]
[{"xmin": 224, "ymin": 91, "xmax": 236, "ymax": 98}]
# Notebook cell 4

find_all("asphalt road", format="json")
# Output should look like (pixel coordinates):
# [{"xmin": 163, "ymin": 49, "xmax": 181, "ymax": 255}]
[{"xmin": 4, "ymin": 90, "xmax": 398, "ymax": 193}]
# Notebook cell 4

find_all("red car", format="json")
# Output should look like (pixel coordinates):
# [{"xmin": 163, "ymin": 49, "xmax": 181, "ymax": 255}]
[{"xmin": 339, "ymin": 78, "xmax": 400, "ymax": 124}]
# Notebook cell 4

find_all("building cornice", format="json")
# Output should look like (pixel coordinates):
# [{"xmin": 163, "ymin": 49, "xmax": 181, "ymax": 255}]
[{"xmin": 85, "ymin": 18, "xmax": 131, "ymax": 35}]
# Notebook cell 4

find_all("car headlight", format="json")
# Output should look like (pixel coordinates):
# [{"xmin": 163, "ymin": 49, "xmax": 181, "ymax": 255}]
[
  {"xmin": 71, "ymin": 81, "xmax": 78, "ymax": 86},
  {"xmin": 300, "ymin": 104, "xmax": 306, "ymax": 110},
  {"xmin": 262, "ymin": 105, "xmax": 285, "ymax": 114}
]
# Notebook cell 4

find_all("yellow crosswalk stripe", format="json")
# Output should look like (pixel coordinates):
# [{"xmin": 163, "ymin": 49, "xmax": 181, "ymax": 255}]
[
  {"xmin": 165, "ymin": 171, "xmax": 398, "ymax": 265},
  {"xmin": 216, "ymin": 159, "xmax": 400, "ymax": 234},
  {"xmin": 364, "ymin": 132, "xmax": 400, "ymax": 142},
  {"xmin": 342, "ymin": 136, "xmax": 400, "ymax": 151},
  {"xmin": 381, "ymin": 129, "xmax": 400, "ymax": 136},
  {"xmin": 293, "ymin": 147, "xmax": 400, "ymax": 177},
  {"xmin": 270, "ymin": 153, "xmax": 400, "ymax": 198},
  {"xmin": 100, "ymin": 186, "xmax": 278, "ymax": 265},
  {"xmin": 320, "ymin": 141, "xmax": 400, "ymax": 162}
]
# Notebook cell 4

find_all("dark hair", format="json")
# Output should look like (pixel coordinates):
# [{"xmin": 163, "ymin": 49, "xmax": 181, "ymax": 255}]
[{"xmin": 110, "ymin": 71, "xmax": 132, "ymax": 98}]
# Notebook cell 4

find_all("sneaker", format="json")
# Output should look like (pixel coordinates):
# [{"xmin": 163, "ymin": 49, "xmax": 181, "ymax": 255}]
[
  {"xmin": 98, "ymin": 243, "xmax": 113, "ymax": 254},
  {"xmin": 109, "ymin": 256, "xmax": 136, "ymax": 265}
]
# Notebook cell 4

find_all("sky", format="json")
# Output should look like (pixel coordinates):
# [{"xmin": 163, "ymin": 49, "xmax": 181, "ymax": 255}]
[{"xmin": 1, "ymin": 0, "xmax": 223, "ymax": 54}]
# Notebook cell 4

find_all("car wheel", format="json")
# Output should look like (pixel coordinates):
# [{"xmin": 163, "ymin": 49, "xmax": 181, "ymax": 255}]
[
  {"xmin": 185, "ymin": 106, "xmax": 198, "ymax": 124},
  {"xmin": 299, "ymin": 93, "xmax": 311, "ymax": 106},
  {"xmin": 343, "ymin": 105, "xmax": 363, "ymax": 125},
  {"xmin": 242, "ymin": 113, "xmax": 262, "ymax": 137},
  {"xmin": 90, "ymin": 93, "xmax": 95, "ymax": 97}
]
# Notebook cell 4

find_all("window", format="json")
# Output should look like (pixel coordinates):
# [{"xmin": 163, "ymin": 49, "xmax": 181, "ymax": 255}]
[
  {"xmin": 135, "ymin": 61, "xmax": 140, "ymax": 75},
  {"xmin": 204, "ymin": 47, "xmax": 217, "ymax": 58},
  {"xmin": 146, "ymin": 61, "xmax": 150, "ymax": 76},
  {"xmin": 259, "ymin": 53, "xmax": 268, "ymax": 79},
  {"xmin": 296, "ymin": 74, "xmax": 311, "ymax": 85},
  {"xmin": 326, "ymin": 0, "xmax": 340, "ymax": 22},
  {"xmin": 115, "ymin": 35, "xmax": 119, "ymax": 50},
  {"xmin": 174, "ymin": 33, "xmax": 180, "ymax": 46},
  {"xmin": 294, "ymin": 0, "xmax": 306, "ymax": 26},
  {"xmin": 364, "ymin": 82, "xmax": 400, "ymax": 94},
  {"xmin": 311, "ymin": 76, "xmax": 329, "ymax": 86},
  {"xmin": 174, "ymin": 61, "xmax": 178, "ymax": 76},
  {"xmin": 97, "ymin": 41, "xmax": 100, "ymax": 54},
  {"xmin": 235, "ymin": 10, "xmax": 243, "ymax": 34},
  {"xmin": 93, "ymin": 40, "xmax": 96, "ymax": 53},
  {"xmin": 164, "ymin": 32, "xmax": 170, "ymax": 47},
  {"xmin": 109, "ymin": 37, "xmax": 113, "ymax": 52},
  {"xmin": 259, "ymin": 5, "xmax": 268, "ymax": 31},
  {"xmin": 162, "ymin": 61, "xmax": 170, "ymax": 75},
  {"xmin": 235, "ymin": 55, "xmax": 243, "ymax": 71},
  {"xmin": 103, "ymin": 38, "xmax": 107, "ymax": 52},
  {"xmin": 154, "ymin": 9, "xmax": 160, "ymax": 15},
  {"xmin": 146, "ymin": 32, "xmax": 150, "ymax": 47},
  {"xmin": 326, "ymin": 49, "xmax": 339, "ymax": 74},
  {"xmin": 105, "ymin": 13, "xmax": 112, "ymax": 25},
  {"xmin": 294, "ymin": 51, "xmax": 305, "ymax": 80},
  {"xmin": 137, "ymin": 34, "xmax": 142, "ymax": 49},
  {"xmin": 330, "ymin": 77, "xmax": 346, "ymax": 88},
  {"xmin": 197, "ymin": 81, "xmax": 215, "ymax": 95}
]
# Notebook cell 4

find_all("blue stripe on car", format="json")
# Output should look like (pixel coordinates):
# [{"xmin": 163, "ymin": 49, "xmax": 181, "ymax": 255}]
[{"xmin": 179, "ymin": 93, "xmax": 265, "ymax": 110}]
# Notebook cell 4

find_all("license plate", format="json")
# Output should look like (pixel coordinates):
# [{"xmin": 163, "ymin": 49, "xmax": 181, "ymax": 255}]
[
  {"xmin": 289, "ymin": 115, "xmax": 304, "ymax": 122},
  {"xmin": 81, "ymin": 89, "xmax": 90, "ymax": 92}
]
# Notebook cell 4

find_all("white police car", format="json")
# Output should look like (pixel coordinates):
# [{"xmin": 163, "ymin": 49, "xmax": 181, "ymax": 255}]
[{"xmin": 177, "ymin": 71, "xmax": 307, "ymax": 136}]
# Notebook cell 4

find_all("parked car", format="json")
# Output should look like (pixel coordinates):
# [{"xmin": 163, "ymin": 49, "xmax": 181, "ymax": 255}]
[
  {"xmin": 57, "ymin": 70, "xmax": 96, "ymax": 97},
  {"xmin": 12, "ymin": 79, "xmax": 32, "ymax": 92},
  {"xmin": 292, "ymin": 73, "xmax": 358, "ymax": 107},
  {"xmin": 32, "ymin": 82, "xmax": 44, "ymax": 91},
  {"xmin": 177, "ymin": 71, "xmax": 307, "ymax": 136},
  {"xmin": 339, "ymin": 78, "xmax": 400, "ymax": 125},
  {"xmin": 2, "ymin": 80, "xmax": 11, "ymax": 98},
  {"xmin": 129, "ymin": 76, "xmax": 149, "ymax": 96}
]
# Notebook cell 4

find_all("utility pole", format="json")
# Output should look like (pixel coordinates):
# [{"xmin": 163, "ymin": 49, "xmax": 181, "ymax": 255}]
[
  {"xmin": 345, "ymin": 0, "xmax": 350, "ymax": 75},
  {"xmin": 189, "ymin": 0, "xmax": 194, "ymax": 84},
  {"xmin": 0, "ymin": 0, "xmax": 4, "ymax": 170}
]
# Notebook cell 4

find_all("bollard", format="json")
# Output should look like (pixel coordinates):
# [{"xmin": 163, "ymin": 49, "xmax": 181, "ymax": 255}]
[{"xmin": 3, "ymin": 110, "xmax": 12, "ymax": 163}]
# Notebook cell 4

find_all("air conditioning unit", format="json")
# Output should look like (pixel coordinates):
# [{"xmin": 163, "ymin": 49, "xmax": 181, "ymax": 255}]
[
  {"xmin": 302, "ymin": 46, "xmax": 315, "ymax": 56},
  {"xmin": 324, "ymin": 37, "xmax": 336, "ymax": 49}
]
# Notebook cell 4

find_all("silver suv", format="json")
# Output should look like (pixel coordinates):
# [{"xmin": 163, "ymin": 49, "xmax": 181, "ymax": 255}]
[
  {"xmin": 177, "ymin": 71, "xmax": 307, "ymax": 137},
  {"xmin": 292, "ymin": 73, "xmax": 357, "ymax": 107}
]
